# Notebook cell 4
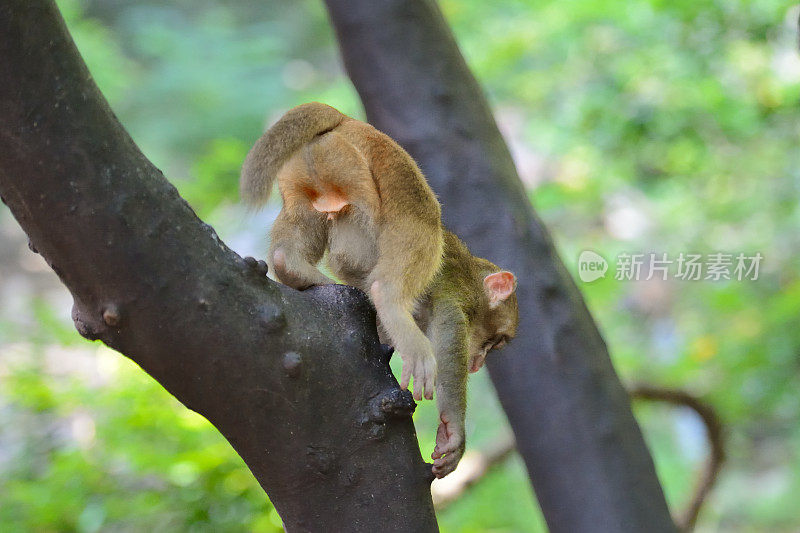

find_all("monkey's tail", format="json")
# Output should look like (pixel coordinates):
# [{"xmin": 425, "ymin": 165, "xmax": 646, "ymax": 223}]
[{"xmin": 240, "ymin": 102, "xmax": 346, "ymax": 208}]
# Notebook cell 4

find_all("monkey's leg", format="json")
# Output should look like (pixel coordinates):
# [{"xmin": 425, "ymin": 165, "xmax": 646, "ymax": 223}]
[
  {"xmin": 370, "ymin": 280, "xmax": 437, "ymax": 401},
  {"xmin": 326, "ymin": 210, "xmax": 378, "ymax": 287},
  {"xmin": 269, "ymin": 208, "xmax": 333, "ymax": 290},
  {"xmin": 428, "ymin": 300, "xmax": 469, "ymax": 478}
]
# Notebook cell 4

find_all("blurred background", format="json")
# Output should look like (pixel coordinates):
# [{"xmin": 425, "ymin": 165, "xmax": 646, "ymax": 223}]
[{"xmin": 1, "ymin": 0, "xmax": 799, "ymax": 531}]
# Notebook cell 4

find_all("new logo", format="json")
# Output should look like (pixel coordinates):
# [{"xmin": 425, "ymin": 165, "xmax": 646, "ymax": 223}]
[{"xmin": 578, "ymin": 250, "xmax": 608, "ymax": 282}]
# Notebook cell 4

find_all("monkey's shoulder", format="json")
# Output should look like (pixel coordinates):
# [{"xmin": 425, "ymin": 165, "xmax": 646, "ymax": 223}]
[{"xmin": 419, "ymin": 230, "xmax": 488, "ymax": 316}]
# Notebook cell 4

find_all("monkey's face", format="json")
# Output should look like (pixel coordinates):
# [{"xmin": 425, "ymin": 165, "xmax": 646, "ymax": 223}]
[
  {"xmin": 470, "ymin": 271, "xmax": 519, "ymax": 373},
  {"xmin": 468, "ymin": 344, "xmax": 494, "ymax": 373}
]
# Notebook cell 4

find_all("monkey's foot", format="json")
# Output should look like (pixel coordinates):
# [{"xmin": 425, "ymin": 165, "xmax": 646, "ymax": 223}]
[
  {"xmin": 431, "ymin": 413, "xmax": 465, "ymax": 478},
  {"xmin": 272, "ymin": 248, "xmax": 333, "ymax": 290},
  {"xmin": 398, "ymin": 352, "xmax": 436, "ymax": 401}
]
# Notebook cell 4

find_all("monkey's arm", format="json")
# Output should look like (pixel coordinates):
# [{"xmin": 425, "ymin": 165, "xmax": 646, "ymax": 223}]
[
  {"xmin": 428, "ymin": 299, "xmax": 469, "ymax": 478},
  {"xmin": 370, "ymin": 280, "xmax": 437, "ymax": 400}
]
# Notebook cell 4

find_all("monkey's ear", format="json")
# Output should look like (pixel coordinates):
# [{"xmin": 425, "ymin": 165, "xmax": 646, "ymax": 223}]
[{"xmin": 484, "ymin": 271, "xmax": 517, "ymax": 308}]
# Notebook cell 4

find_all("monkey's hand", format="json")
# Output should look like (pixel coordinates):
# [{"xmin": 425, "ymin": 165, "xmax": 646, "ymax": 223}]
[
  {"xmin": 431, "ymin": 411, "xmax": 465, "ymax": 478},
  {"xmin": 398, "ymin": 341, "xmax": 437, "ymax": 401}
]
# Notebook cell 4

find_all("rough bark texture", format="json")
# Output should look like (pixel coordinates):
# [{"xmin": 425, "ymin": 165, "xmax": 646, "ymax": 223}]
[
  {"xmin": 323, "ymin": 1, "xmax": 676, "ymax": 531},
  {"xmin": 0, "ymin": 2, "xmax": 438, "ymax": 531}
]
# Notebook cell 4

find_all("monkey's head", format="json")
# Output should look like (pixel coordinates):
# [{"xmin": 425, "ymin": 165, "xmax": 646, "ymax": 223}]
[{"xmin": 469, "ymin": 270, "xmax": 519, "ymax": 373}]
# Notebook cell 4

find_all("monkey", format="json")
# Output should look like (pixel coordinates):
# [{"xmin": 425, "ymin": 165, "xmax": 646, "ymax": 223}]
[{"xmin": 241, "ymin": 102, "xmax": 519, "ymax": 477}]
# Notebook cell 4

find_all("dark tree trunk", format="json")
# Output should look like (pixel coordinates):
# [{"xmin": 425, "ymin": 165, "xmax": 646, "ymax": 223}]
[
  {"xmin": 0, "ymin": 2, "xmax": 438, "ymax": 531},
  {"xmin": 323, "ymin": 1, "xmax": 676, "ymax": 532}
]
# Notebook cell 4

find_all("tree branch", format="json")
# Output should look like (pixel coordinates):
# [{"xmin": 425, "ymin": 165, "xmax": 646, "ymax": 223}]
[
  {"xmin": 630, "ymin": 385, "xmax": 725, "ymax": 532},
  {"xmin": 323, "ymin": 1, "xmax": 676, "ymax": 531},
  {"xmin": 0, "ymin": 2, "xmax": 438, "ymax": 531},
  {"xmin": 433, "ymin": 386, "xmax": 725, "ymax": 531}
]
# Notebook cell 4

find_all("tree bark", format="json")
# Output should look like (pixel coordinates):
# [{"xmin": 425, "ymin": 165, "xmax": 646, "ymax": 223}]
[
  {"xmin": 323, "ymin": 1, "xmax": 676, "ymax": 531},
  {"xmin": 0, "ymin": 2, "xmax": 438, "ymax": 531}
]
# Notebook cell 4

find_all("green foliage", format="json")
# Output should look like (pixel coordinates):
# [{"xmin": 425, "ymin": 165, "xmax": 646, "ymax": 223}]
[
  {"xmin": 0, "ymin": 346, "xmax": 282, "ymax": 532},
  {"xmin": 1, "ymin": 0, "xmax": 799, "ymax": 530},
  {"xmin": 437, "ymin": 0, "xmax": 800, "ymax": 528}
]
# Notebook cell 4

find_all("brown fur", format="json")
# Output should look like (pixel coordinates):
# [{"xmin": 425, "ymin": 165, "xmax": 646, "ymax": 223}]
[{"xmin": 241, "ymin": 103, "xmax": 519, "ymax": 478}]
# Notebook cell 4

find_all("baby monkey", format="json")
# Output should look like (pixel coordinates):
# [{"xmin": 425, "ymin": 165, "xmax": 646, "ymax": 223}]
[{"xmin": 241, "ymin": 103, "xmax": 519, "ymax": 477}]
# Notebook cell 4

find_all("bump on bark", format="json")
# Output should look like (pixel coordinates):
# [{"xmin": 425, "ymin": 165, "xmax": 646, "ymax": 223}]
[
  {"xmin": 369, "ymin": 388, "xmax": 416, "ymax": 423},
  {"xmin": 71, "ymin": 303, "xmax": 101, "ymax": 341},
  {"xmin": 380, "ymin": 388, "xmax": 416, "ymax": 418},
  {"xmin": 243, "ymin": 255, "xmax": 269, "ymax": 276},
  {"xmin": 102, "ymin": 305, "xmax": 121, "ymax": 327}
]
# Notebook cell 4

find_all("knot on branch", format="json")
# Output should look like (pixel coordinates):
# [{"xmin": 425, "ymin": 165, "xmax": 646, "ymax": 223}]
[
  {"xmin": 282, "ymin": 351, "xmax": 302, "ymax": 378},
  {"xmin": 243, "ymin": 255, "xmax": 269, "ymax": 277},
  {"xmin": 71, "ymin": 302, "xmax": 102, "ymax": 340},
  {"xmin": 102, "ymin": 304, "xmax": 121, "ymax": 327},
  {"xmin": 361, "ymin": 389, "xmax": 415, "ymax": 441},
  {"xmin": 368, "ymin": 388, "xmax": 416, "ymax": 424},
  {"xmin": 71, "ymin": 301, "xmax": 123, "ymax": 341}
]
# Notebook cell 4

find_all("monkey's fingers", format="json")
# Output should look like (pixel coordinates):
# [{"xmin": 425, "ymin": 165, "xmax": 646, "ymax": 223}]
[
  {"xmin": 432, "ymin": 449, "xmax": 462, "ymax": 478},
  {"xmin": 433, "ymin": 415, "xmax": 464, "ymax": 456},
  {"xmin": 272, "ymin": 248, "xmax": 333, "ymax": 290},
  {"xmin": 399, "ymin": 358, "xmax": 412, "ymax": 391},
  {"xmin": 422, "ymin": 358, "xmax": 436, "ymax": 400},
  {"xmin": 431, "ymin": 422, "xmax": 449, "ymax": 459},
  {"xmin": 432, "ymin": 447, "xmax": 464, "ymax": 477},
  {"xmin": 411, "ymin": 369, "xmax": 423, "ymax": 401},
  {"xmin": 412, "ymin": 358, "xmax": 436, "ymax": 401}
]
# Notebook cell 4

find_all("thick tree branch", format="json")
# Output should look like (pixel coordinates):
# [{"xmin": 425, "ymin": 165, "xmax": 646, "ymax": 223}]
[
  {"xmin": 323, "ymin": 1, "xmax": 676, "ymax": 531},
  {"xmin": 0, "ymin": 2, "xmax": 438, "ymax": 531}
]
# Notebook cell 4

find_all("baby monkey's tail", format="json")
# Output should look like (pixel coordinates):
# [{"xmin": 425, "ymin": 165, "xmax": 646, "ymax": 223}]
[{"xmin": 240, "ymin": 102, "xmax": 346, "ymax": 208}]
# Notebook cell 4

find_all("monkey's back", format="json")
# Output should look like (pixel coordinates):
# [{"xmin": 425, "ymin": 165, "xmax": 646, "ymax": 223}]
[
  {"xmin": 347, "ymin": 120, "xmax": 444, "ymax": 299},
  {"xmin": 279, "ymin": 116, "xmax": 443, "ymax": 297}
]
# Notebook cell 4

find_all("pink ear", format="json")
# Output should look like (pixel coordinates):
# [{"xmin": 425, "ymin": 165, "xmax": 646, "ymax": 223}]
[{"xmin": 484, "ymin": 271, "xmax": 516, "ymax": 308}]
